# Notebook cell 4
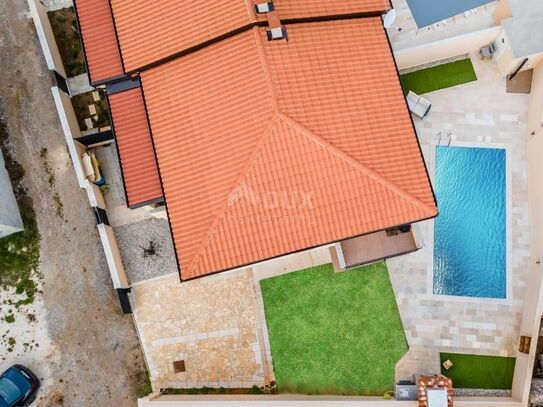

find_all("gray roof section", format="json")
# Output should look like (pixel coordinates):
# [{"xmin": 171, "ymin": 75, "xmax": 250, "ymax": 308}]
[
  {"xmin": 0, "ymin": 149, "xmax": 24, "ymax": 238},
  {"xmin": 502, "ymin": 0, "xmax": 543, "ymax": 58}
]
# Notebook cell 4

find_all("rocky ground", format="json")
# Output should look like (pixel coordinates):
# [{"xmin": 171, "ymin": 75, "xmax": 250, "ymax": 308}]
[{"xmin": 0, "ymin": 1, "xmax": 148, "ymax": 405}]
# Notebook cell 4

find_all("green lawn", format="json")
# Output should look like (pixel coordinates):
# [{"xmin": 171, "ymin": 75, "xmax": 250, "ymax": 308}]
[
  {"xmin": 400, "ymin": 58, "xmax": 477, "ymax": 95},
  {"xmin": 260, "ymin": 262, "xmax": 408, "ymax": 396},
  {"xmin": 440, "ymin": 353, "xmax": 515, "ymax": 390}
]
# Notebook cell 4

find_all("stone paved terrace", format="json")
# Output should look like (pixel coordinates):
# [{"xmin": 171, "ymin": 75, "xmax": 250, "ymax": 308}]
[
  {"xmin": 387, "ymin": 52, "xmax": 530, "ymax": 381},
  {"xmin": 132, "ymin": 270, "xmax": 273, "ymax": 391}
]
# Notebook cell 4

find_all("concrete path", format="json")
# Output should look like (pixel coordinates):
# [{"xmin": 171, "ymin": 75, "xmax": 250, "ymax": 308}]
[{"xmin": 67, "ymin": 73, "xmax": 93, "ymax": 96}]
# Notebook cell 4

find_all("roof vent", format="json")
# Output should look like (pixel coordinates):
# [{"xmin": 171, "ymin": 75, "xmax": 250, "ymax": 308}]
[
  {"xmin": 255, "ymin": 2, "xmax": 275, "ymax": 13},
  {"xmin": 267, "ymin": 26, "xmax": 287, "ymax": 41}
]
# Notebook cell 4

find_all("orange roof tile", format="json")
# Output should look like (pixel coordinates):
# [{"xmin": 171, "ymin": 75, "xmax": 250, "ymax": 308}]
[
  {"xmin": 110, "ymin": 0, "xmax": 256, "ymax": 72},
  {"xmin": 140, "ymin": 19, "xmax": 436, "ymax": 280},
  {"xmin": 274, "ymin": 0, "xmax": 391, "ymax": 19},
  {"xmin": 109, "ymin": 0, "xmax": 391, "ymax": 72},
  {"xmin": 74, "ymin": 0, "xmax": 124, "ymax": 84},
  {"xmin": 108, "ymin": 87, "xmax": 163, "ymax": 208}
]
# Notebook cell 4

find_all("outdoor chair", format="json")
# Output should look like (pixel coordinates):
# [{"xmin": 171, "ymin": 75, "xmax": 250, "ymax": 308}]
[
  {"xmin": 480, "ymin": 42, "xmax": 496, "ymax": 59},
  {"xmin": 406, "ymin": 91, "xmax": 431, "ymax": 118}
]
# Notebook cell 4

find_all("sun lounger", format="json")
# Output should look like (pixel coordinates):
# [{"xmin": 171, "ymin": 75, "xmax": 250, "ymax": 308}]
[
  {"xmin": 406, "ymin": 91, "xmax": 431, "ymax": 118},
  {"xmin": 480, "ymin": 42, "xmax": 496, "ymax": 59}
]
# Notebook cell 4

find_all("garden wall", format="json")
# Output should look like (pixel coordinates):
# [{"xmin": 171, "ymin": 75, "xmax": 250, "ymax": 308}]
[
  {"xmin": 394, "ymin": 26, "xmax": 501, "ymax": 70},
  {"xmin": 138, "ymin": 395, "xmax": 522, "ymax": 406},
  {"xmin": 29, "ymin": 1, "xmax": 130, "ymax": 291},
  {"xmin": 512, "ymin": 62, "xmax": 543, "ymax": 404},
  {"xmin": 27, "ymin": 0, "xmax": 66, "ymax": 78}
]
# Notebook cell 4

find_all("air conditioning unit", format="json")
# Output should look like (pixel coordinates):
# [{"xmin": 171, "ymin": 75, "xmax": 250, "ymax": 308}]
[
  {"xmin": 267, "ymin": 26, "xmax": 287, "ymax": 41},
  {"xmin": 255, "ymin": 2, "xmax": 274, "ymax": 13}
]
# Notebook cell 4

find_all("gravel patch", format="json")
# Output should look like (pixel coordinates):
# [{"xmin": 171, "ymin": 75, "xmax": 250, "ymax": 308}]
[
  {"xmin": 114, "ymin": 218, "xmax": 177, "ymax": 283},
  {"xmin": 530, "ymin": 379, "xmax": 543, "ymax": 406},
  {"xmin": 454, "ymin": 388, "xmax": 512, "ymax": 397}
]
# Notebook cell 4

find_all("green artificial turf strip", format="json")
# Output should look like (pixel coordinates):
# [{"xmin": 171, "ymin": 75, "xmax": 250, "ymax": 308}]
[
  {"xmin": 260, "ymin": 262, "xmax": 408, "ymax": 396},
  {"xmin": 400, "ymin": 58, "xmax": 477, "ymax": 95},
  {"xmin": 440, "ymin": 353, "xmax": 515, "ymax": 389}
]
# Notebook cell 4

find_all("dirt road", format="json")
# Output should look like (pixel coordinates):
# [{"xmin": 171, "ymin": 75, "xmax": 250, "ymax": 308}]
[{"xmin": 0, "ymin": 1, "xmax": 147, "ymax": 405}]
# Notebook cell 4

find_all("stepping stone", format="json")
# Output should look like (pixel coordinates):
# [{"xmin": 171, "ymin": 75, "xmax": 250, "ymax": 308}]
[
  {"xmin": 92, "ymin": 91, "xmax": 101, "ymax": 102},
  {"xmin": 85, "ymin": 118, "xmax": 94, "ymax": 130},
  {"xmin": 88, "ymin": 104, "xmax": 96, "ymax": 115},
  {"xmin": 442, "ymin": 359, "xmax": 453, "ymax": 370}
]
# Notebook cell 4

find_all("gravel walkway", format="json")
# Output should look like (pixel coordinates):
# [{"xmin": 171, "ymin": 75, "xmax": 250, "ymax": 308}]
[
  {"xmin": 530, "ymin": 379, "xmax": 543, "ymax": 406},
  {"xmin": 114, "ymin": 218, "xmax": 178, "ymax": 283},
  {"xmin": 454, "ymin": 388, "xmax": 512, "ymax": 397},
  {"xmin": 0, "ymin": 2, "xmax": 148, "ymax": 405}
]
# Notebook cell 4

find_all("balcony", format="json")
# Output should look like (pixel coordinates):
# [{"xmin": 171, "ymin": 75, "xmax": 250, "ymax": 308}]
[{"xmin": 332, "ymin": 225, "xmax": 421, "ymax": 271}]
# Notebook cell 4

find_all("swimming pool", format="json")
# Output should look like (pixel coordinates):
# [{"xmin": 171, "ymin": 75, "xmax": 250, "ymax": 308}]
[
  {"xmin": 433, "ymin": 146, "xmax": 506, "ymax": 299},
  {"xmin": 406, "ymin": 0, "xmax": 494, "ymax": 28}
]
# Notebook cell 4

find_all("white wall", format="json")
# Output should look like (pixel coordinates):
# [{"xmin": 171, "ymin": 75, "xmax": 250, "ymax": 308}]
[
  {"xmin": 138, "ymin": 395, "xmax": 522, "ymax": 407},
  {"xmin": 394, "ymin": 26, "xmax": 501, "ymax": 70},
  {"xmin": 51, "ymin": 87, "xmax": 87, "ymax": 188},
  {"xmin": 0, "ymin": 150, "xmax": 24, "ymax": 238},
  {"xmin": 527, "ymin": 64, "xmax": 543, "ymax": 138},
  {"xmin": 51, "ymin": 85, "xmax": 129, "ymax": 289},
  {"xmin": 510, "ymin": 62, "xmax": 543, "ymax": 404},
  {"xmin": 27, "ymin": 0, "xmax": 67, "ymax": 78},
  {"xmin": 98, "ymin": 224, "xmax": 129, "ymax": 288}
]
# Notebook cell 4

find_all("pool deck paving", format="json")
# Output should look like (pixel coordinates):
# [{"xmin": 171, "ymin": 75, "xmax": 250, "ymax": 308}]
[
  {"xmin": 388, "ymin": 52, "xmax": 530, "ymax": 381},
  {"xmin": 107, "ymin": 4, "xmax": 529, "ymax": 391},
  {"xmin": 388, "ymin": 0, "xmax": 498, "ymax": 51}
]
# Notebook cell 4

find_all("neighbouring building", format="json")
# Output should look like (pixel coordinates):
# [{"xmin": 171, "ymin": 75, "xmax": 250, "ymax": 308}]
[
  {"xmin": 493, "ymin": 0, "xmax": 543, "ymax": 77},
  {"xmin": 73, "ymin": 0, "xmax": 437, "ymax": 280},
  {"xmin": 0, "ymin": 149, "xmax": 23, "ymax": 238}
]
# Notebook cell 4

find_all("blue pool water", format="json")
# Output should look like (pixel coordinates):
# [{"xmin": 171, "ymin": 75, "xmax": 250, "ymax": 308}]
[
  {"xmin": 406, "ymin": 0, "xmax": 494, "ymax": 28},
  {"xmin": 433, "ymin": 146, "xmax": 506, "ymax": 299}
]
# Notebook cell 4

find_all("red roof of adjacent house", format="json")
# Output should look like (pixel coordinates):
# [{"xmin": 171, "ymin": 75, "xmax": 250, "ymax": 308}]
[
  {"xmin": 140, "ymin": 18, "xmax": 436, "ymax": 280},
  {"xmin": 107, "ymin": 87, "xmax": 163, "ymax": 207},
  {"xmin": 108, "ymin": 0, "xmax": 391, "ymax": 72},
  {"xmin": 74, "ymin": 0, "xmax": 124, "ymax": 84},
  {"xmin": 274, "ymin": 0, "xmax": 391, "ymax": 19}
]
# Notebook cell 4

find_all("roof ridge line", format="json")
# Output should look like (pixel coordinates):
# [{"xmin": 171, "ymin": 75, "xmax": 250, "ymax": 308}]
[
  {"xmin": 185, "ymin": 116, "xmax": 281, "ymax": 276},
  {"xmin": 252, "ymin": 26, "xmax": 281, "ymax": 114},
  {"xmin": 278, "ymin": 113, "xmax": 437, "ymax": 216},
  {"xmin": 124, "ymin": 14, "xmax": 390, "ymax": 76},
  {"xmin": 243, "ymin": 0, "xmax": 258, "ymax": 22}
]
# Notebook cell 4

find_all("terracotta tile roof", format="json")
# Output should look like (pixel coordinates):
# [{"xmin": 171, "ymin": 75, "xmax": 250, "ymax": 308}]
[
  {"xmin": 274, "ymin": 0, "xmax": 391, "ymax": 19},
  {"xmin": 107, "ymin": 87, "xmax": 163, "ymax": 208},
  {"xmin": 110, "ymin": 0, "xmax": 256, "ymax": 72},
  {"xmin": 108, "ymin": 0, "xmax": 391, "ymax": 72},
  {"xmin": 140, "ymin": 19, "xmax": 436, "ymax": 280},
  {"xmin": 74, "ymin": 0, "xmax": 124, "ymax": 84},
  {"xmin": 262, "ymin": 18, "xmax": 435, "ymax": 208}
]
